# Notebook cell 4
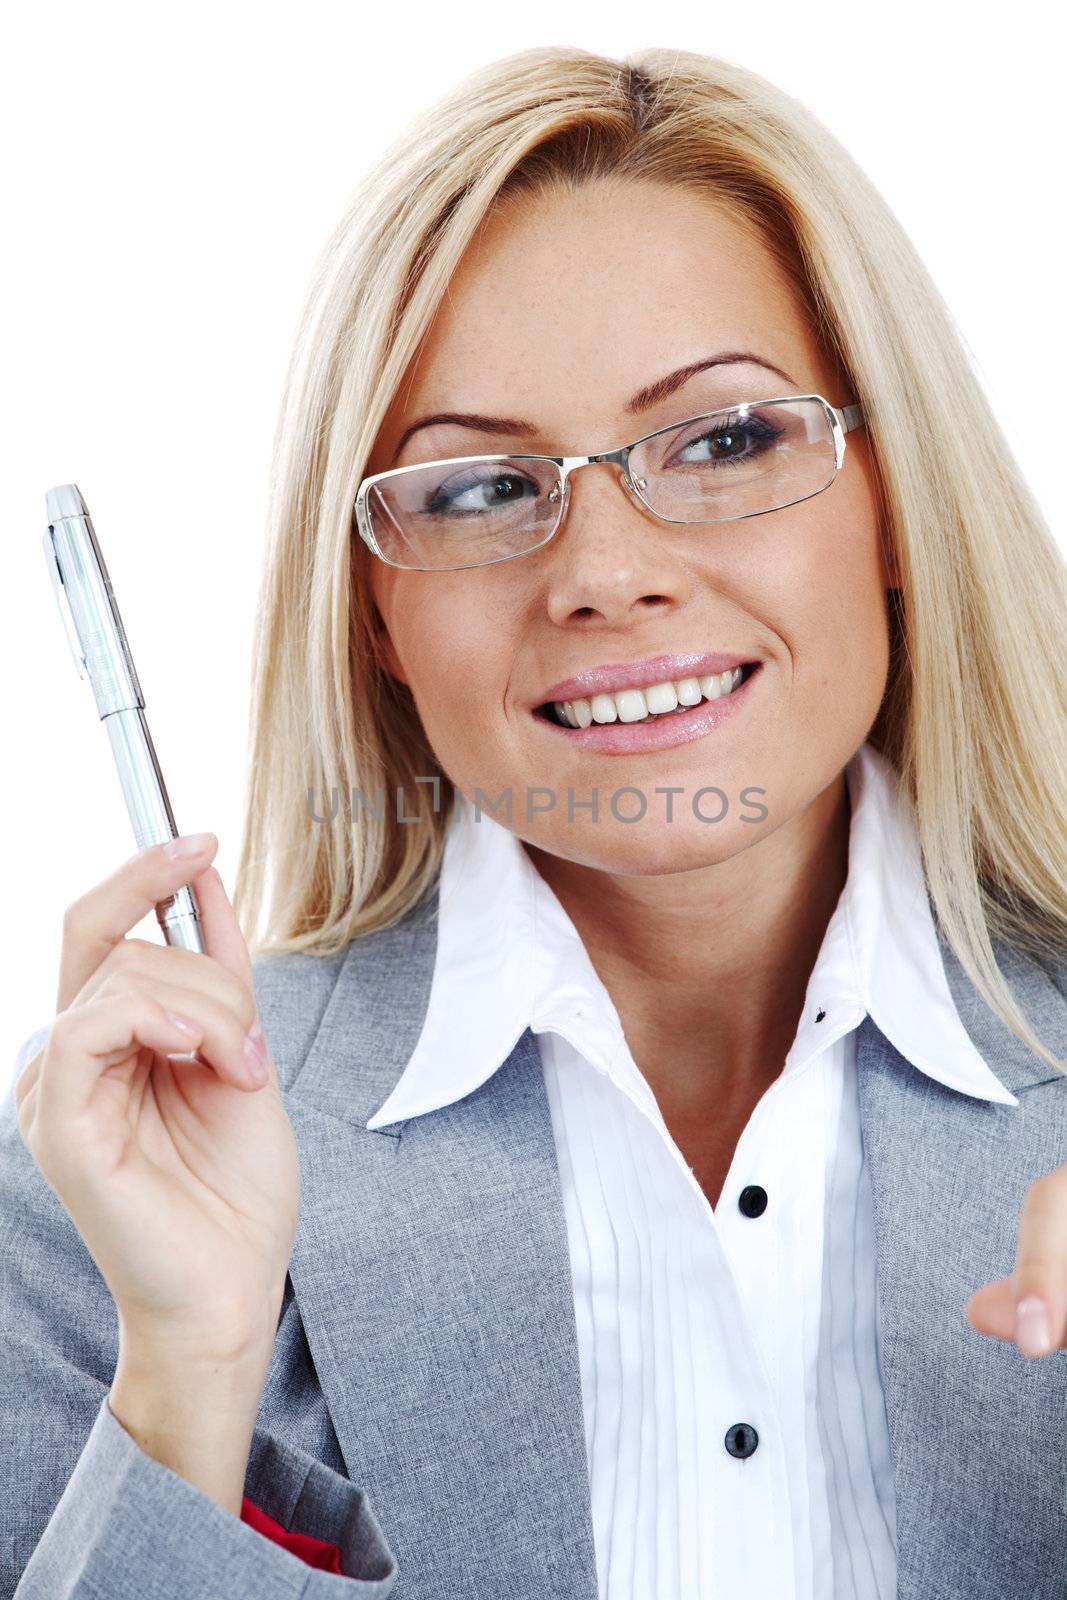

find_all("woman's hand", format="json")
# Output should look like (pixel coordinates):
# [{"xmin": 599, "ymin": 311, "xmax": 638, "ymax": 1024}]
[
  {"xmin": 13, "ymin": 834, "xmax": 301, "ymax": 1367},
  {"xmin": 965, "ymin": 1164, "xmax": 1067, "ymax": 1357}
]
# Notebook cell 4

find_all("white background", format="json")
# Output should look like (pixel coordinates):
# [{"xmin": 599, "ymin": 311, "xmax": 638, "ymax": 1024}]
[{"xmin": 2, "ymin": 1, "xmax": 1062, "ymax": 1094}]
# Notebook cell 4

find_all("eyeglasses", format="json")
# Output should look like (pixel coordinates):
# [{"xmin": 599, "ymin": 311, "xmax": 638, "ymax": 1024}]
[{"xmin": 354, "ymin": 392, "xmax": 865, "ymax": 572}]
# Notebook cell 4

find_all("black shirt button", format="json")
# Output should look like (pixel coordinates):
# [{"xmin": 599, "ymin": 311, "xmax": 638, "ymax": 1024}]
[
  {"xmin": 724, "ymin": 1422, "xmax": 759, "ymax": 1459},
  {"xmin": 738, "ymin": 1184, "xmax": 768, "ymax": 1218}
]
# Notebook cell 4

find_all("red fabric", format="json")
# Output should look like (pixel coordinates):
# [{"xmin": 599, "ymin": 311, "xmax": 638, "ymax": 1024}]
[{"xmin": 241, "ymin": 1495, "xmax": 344, "ymax": 1573}]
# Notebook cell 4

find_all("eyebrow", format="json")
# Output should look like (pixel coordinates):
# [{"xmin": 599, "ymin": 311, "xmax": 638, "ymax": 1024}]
[{"xmin": 390, "ymin": 350, "xmax": 797, "ymax": 463}]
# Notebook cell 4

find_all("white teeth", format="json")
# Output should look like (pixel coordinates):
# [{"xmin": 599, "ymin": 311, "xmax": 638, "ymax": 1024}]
[
  {"xmin": 644, "ymin": 681, "xmax": 678, "ymax": 715},
  {"xmin": 589, "ymin": 693, "xmax": 618, "ymax": 724},
  {"xmin": 552, "ymin": 665, "xmax": 747, "ymax": 728},
  {"xmin": 615, "ymin": 689, "xmax": 650, "ymax": 724}
]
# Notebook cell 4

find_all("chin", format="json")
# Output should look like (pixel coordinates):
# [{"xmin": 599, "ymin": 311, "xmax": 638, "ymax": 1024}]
[{"xmin": 526, "ymin": 814, "xmax": 766, "ymax": 876}]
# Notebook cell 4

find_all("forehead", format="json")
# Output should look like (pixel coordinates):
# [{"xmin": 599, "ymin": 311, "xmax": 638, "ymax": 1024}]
[{"xmin": 375, "ymin": 179, "xmax": 838, "ymax": 461}]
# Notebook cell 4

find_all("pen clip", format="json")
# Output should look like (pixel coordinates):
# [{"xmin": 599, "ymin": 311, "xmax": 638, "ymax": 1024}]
[
  {"xmin": 43, "ymin": 484, "xmax": 144, "ymax": 714},
  {"xmin": 43, "ymin": 524, "xmax": 89, "ymax": 683}
]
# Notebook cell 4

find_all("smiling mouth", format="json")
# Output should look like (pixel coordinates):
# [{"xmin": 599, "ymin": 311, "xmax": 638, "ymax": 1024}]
[{"xmin": 534, "ymin": 661, "xmax": 761, "ymax": 728}]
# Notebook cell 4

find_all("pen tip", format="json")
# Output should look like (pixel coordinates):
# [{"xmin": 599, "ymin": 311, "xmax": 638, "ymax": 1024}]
[{"xmin": 45, "ymin": 484, "xmax": 89, "ymax": 525}]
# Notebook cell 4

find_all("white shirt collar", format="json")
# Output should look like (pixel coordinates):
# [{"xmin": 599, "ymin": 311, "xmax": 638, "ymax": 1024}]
[{"xmin": 366, "ymin": 741, "xmax": 1017, "ymax": 1129}]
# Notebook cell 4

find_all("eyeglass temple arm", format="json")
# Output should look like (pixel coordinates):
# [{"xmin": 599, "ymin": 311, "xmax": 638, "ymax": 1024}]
[{"xmin": 838, "ymin": 402, "xmax": 864, "ymax": 433}]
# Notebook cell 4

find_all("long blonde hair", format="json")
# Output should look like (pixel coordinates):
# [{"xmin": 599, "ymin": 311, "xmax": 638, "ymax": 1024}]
[{"xmin": 232, "ymin": 46, "xmax": 1067, "ymax": 1077}]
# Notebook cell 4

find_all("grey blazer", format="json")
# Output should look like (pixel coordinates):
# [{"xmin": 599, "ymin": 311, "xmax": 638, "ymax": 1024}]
[{"xmin": 2, "ymin": 883, "xmax": 1066, "ymax": 1600}]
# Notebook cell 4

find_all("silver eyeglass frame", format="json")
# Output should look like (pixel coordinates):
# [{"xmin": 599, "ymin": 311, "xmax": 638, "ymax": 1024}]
[{"xmin": 354, "ymin": 393, "xmax": 866, "ymax": 572}]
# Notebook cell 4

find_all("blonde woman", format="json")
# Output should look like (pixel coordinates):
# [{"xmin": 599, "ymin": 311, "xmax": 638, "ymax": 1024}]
[{"xmin": 4, "ymin": 46, "xmax": 1066, "ymax": 1600}]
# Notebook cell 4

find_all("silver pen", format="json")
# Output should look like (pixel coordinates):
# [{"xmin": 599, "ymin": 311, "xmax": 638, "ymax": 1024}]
[{"xmin": 43, "ymin": 484, "xmax": 206, "ymax": 954}]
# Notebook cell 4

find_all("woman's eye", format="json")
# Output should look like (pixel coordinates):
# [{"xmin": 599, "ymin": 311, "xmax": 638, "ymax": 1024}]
[
  {"xmin": 693, "ymin": 428, "xmax": 747, "ymax": 460},
  {"xmin": 665, "ymin": 414, "xmax": 783, "ymax": 471},
  {"xmin": 427, "ymin": 470, "xmax": 538, "ymax": 516}
]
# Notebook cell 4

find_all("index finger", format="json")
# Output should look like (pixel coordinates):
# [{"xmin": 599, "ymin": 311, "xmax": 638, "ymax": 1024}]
[{"xmin": 57, "ymin": 834, "xmax": 219, "ymax": 1012}]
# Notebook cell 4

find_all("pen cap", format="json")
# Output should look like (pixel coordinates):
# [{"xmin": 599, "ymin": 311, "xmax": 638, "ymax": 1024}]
[{"xmin": 44, "ymin": 485, "xmax": 144, "ymax": 717}]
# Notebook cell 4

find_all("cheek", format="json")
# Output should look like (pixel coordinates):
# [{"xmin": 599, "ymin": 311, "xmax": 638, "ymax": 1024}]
[
  {"xmin": 755, "ymin": 496, "xmax": 891, "ymax": 699},
  {"xmin": 391, "ymin": 586, "xmax": 516, "ymax": 731},
  {"xmin": 811, "ymin": 549, "xmax": 891, "ymax": 715}
]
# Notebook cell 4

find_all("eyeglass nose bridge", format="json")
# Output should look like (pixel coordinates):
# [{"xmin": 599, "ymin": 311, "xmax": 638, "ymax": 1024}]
[
  {"xmin": 559, "ymin": 444, "xmax": 631, "ymax": 474},
  {"xmin": 551, "ymin": 444, "xmax": 651, "ymax": 526}
]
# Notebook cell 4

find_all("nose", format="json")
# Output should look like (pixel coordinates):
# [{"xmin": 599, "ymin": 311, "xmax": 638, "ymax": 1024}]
[{"xmin": 541, "ymin": 460, "xmax": 694, "ymax": 628}]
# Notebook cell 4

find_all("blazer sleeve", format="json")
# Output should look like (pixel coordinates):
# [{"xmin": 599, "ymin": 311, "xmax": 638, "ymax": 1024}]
[{"xmin": 1, "ymin": 1027, "xmax": 398, "ymax": 1599}]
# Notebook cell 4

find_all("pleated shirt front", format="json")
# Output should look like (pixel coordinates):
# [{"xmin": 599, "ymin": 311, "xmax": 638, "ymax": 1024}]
[{"xmin": 367, "ymin": 741, "xmax": 1016, "ymax": 1599}]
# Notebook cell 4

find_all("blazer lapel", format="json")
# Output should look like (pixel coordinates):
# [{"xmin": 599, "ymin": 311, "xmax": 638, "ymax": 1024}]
[
  {"xmin": 283, "ymin": 890, "xmax": 600, "ymax": 1599},
  {"xmin": 855, "ymin": 927, "xmax": 1067, "ymax": 1597},
  {"xmin": 273, "ymin": 884, "xmax": 1066, "ymax": 1599}
]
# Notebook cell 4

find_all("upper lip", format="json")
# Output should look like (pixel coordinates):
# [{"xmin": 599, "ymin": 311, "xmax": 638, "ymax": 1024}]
[{"xmin": 534, "ymin": 650, "xmax": 758, "ymax": 707}]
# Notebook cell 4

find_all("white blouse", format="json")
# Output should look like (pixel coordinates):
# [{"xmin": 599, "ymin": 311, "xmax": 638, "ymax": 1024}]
[{"xmin": 367, "ymin": 740, "xmax": 1015, "ymax": 1599}]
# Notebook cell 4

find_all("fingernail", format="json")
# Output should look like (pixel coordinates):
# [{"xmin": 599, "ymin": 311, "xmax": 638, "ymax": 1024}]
[
  {"xmin": 1015, "ymin": 1294, "xmax": 1052, "ymax": 1357},
  {"xmin": 165, "ymin": 1011, "xmax": 201, "ymax": 1037},
  {"xmin": 244, "ymin": 1021, "xmax": 269, "ymax": 1084},
  {"xmin": 164, "ymin": 832, "xmax": 215, "ymax": 860}
]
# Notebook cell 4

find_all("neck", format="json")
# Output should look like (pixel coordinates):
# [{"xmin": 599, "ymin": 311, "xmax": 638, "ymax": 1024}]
[{"xmin": 522, "ymin": 772, "xmax": 852, "ymax": 1115}]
